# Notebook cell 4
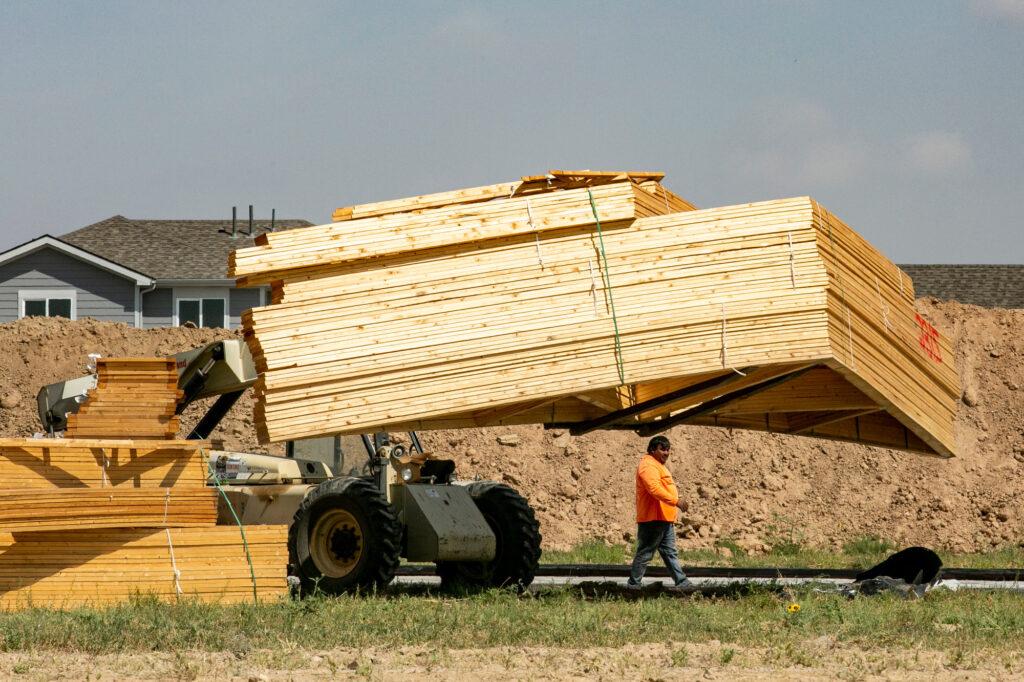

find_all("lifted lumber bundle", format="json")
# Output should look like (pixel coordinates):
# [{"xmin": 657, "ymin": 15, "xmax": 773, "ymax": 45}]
[{"xmin": 233, "ymin": 171, "xmax": 958, "ymax": 457}]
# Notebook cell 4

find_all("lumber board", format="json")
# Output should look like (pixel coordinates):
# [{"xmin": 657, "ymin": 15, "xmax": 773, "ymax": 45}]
[{"xmin": 328, "ymin": 170, "xmax": 688, "ymax": 223}]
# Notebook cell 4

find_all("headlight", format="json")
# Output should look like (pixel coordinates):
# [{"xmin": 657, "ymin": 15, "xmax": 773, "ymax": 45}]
[{"xmin": 400, "ymin": 467, "xmax": 413, "ymax": 482}]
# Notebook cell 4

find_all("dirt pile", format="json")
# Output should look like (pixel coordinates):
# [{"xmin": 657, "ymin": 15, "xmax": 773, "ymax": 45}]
[{"xmin": 0, "ymin": 300, "xmax": 1020, "ymax": 553}]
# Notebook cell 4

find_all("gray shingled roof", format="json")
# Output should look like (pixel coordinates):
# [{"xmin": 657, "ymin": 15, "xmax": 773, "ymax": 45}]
[
  {"xmin": 61, "ymin": 215, "xmax": 313, "ymax": 280},
  {"xmin": 900, "ymin": 264, "xmax": 1024, "ymax": 309}
]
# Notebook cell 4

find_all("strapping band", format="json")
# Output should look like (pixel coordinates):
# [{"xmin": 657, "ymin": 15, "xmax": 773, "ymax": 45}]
[
  {"xmin": 525, "ymin": 197, "xmax": 545, "ymax": 269},
  {"xmin": 163, "ymin": 489, "xmax": 183, "ymax": 597},
  {"xmin": 720, "ymin": 304, "xmax": 747, "ymax": 377},
  {"xmin": 203, "ymin": 449, "xmax": 259, "ymax": 603},
  {"xmin": 787, "ymin": 232, "xmax": 796, "ymax": 288},
  {"xmin": 587, "ymin": 259, "xmax": 599, "ymax": 317},
  {"xmin": 826, "ymin": 221, "xmax": 856, "ymax": 370},
  {"xmin": 586, "ymin": 189, "xmax": 626, "ymax": 385},
  {"xmin": 875, "ymin": 275, "xmax": 893, "ymax": 332}
]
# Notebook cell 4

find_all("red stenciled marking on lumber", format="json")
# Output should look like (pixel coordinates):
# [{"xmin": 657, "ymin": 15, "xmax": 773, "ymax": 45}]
[{"xmin": 915, "ymin": 313, "xmax": 942, "ymax": 363}]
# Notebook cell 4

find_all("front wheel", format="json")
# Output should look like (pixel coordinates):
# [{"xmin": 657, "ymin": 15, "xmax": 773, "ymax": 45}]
[
  {"xmin": 289, "ymin": 477, "xmax": 401, "ymax": 595},
  {"xmin": 437, "ymin": 482, "xmax": 542, "ymax": 590}
]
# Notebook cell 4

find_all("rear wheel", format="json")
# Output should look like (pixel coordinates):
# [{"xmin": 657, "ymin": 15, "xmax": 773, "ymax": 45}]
[
  {"xmin": 437, "ymin": 482, "xmax": 541, "ymax": 590},
  {"xmin": 289, "ymin": 477, "xmax": 400, "ymax": 595}
]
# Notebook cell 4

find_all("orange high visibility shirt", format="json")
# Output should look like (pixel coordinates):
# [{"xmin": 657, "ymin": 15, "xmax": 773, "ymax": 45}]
[{"xmin": 635, "ymin": 453, "xmax": 680, "ymax": 523}]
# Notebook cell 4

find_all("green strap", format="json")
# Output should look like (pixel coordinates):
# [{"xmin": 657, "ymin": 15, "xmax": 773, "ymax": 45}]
[
  {"xmin": 587, "ymin": 189, "xmax": 627, "ymax": 385},
  {"xmin": 204, "ymin": 449, "xmax": 259, "ymax": 603}
]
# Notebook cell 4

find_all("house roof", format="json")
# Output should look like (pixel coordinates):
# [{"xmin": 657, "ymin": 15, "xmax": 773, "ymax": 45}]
[
  {"xmin": 900, "ymin": 264, "xmax": 1024, "ymax": 309},
  {"xmin": 0, "ymin": 235, "xmax": 155, "ymax": 285},
  {"xmin": 61, "ymin": 215, "xmax": 314, "ymax": 281}
]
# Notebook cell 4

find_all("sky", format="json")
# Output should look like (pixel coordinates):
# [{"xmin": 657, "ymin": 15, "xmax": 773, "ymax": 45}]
[{"xmin": 1, "ymin": 1, "xmax": 1022, "ymax": 263}]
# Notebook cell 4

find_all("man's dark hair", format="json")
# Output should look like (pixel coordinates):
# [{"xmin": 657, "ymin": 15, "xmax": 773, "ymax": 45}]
[{"xmin": 647, "ymin": 435, "xmax": 671, "ymax": 453}]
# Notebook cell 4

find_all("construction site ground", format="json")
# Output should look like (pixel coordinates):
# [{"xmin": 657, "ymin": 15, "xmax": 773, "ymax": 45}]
[
  {"xmin": 2, "ymin": 298, "xmax": 1020, "ymax": 556},
  {"xmin": 0, "ymin": 585, "xmax": 1021, "ymax": 681}
]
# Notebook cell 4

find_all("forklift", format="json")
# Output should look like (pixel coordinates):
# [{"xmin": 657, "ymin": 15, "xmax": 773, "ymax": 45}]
[{"xmin": 36, "ymin": 340, "xmax": 542, "ymax": 594}]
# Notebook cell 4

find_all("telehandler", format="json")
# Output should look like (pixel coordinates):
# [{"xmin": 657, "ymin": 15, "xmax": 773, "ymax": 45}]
[{"xmin": 36, "ymin": 339, "xmax": 542, "ymax": 594}]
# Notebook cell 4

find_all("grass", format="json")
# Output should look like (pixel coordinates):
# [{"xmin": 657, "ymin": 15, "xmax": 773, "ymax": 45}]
[
  {"xmin": 0, "ymin": 538, "xmax": 1018, "ymax": 662},
  {"xmin": 542, "ymin": 536, "xmax": 1024, "ymax": 570},
  {"xmin": 0, "ymin": 586, "xmax": 1021, "ymax": 656}
]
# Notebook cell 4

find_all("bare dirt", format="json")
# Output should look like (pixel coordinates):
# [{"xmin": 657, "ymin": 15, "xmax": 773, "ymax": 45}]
[
  {"xmin": 0, "ymin": 641, "xmax": 1017, "ymax": 680},
  {"xmin": 0, "ymin": 299, "xmax": 1021, "ymax": 554}
]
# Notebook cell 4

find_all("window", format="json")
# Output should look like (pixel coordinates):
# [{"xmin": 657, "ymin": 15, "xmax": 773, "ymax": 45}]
[
  {"xmin": 19, "ymin": 290, "xmax": 76, "ymax": 319},
  {"xmin": 176, "ymin": 298, "xmax": 225, "ymax": 328}
]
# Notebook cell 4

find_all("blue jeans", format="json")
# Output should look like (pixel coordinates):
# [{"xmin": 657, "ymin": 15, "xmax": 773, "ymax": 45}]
[{"xmin": 628, "ymin": 520, "xmax": 687, "ymax": 586}]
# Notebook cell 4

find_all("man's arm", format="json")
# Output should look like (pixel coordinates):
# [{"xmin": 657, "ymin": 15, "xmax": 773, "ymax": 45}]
[{"xmin": 637, "ymin": 463, "xmax": 679, "ymax": 506}]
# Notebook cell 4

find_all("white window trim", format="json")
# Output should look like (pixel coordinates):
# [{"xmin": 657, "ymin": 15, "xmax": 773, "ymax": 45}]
[
  {"xmin": 173, "ymin": 296, "xmax": 227, "ymax": 328},
  {"xmin": 18, "ymin": 289, "xmax": 78, "ymax": 320}
]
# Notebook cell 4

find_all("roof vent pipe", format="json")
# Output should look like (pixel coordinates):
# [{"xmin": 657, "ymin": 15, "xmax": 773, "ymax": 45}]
[
  {"xmin": 270, "ymin": 208, "xmax": 276, "ymax": 232},
  {"xmin": 232, "ymin": 206, "xmax": 237, "ymax": 238},
  {"xmin": 248, "ymin": 204, "xmax": 254, "ymax": 236}
]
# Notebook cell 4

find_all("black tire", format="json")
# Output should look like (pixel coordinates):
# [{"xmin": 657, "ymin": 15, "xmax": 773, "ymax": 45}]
[
  {"xmin": 437, "ymin": 482, "xmax": 542, "ymax": 591},
  {"xmin": 289, "ymin": 477, "xmax": 401, "ymax": 596}
]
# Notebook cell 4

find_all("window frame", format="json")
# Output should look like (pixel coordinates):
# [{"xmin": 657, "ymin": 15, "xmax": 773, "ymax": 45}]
[
  {"xmin": 18, "ymin": 289, "xmax": 77, "ymax": 320},
  {"xmin": 174, "ymin": 296, "xmax": 227, "ymax": 328}
]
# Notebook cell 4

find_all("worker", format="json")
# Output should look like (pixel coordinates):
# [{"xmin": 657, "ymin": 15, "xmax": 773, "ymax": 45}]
[{"xmin": 627, "ymin": 435, "xmax": 695, "ymax": 590}]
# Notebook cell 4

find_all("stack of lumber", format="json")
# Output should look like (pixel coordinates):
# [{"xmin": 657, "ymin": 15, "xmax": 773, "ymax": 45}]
[
  {"xmin": 0, "ymin": 438, "xmax": 288, "ymax": 609},
  {"xmin": 65, "ymin": 358, "xmax": 182, "ymax": 439},
  {"xmin": 0, "ymin": 438, "xmax": 207, "ymax": 488},
  {"xmin": 0, "ymin": 488, "xmax": 217, "ymax": 531},
  {"xmin": 232, "ymin": 170, "xmax": 958, "ymax": 458},
  {"xmin": 0, "ymin": 527, "xmax": 287, "ymax": 609}
]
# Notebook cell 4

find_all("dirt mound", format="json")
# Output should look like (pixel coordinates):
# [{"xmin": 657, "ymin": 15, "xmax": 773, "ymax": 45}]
[{"xmin": 0, "ymin": 300, "xmax": 1020, "ymax": 553}]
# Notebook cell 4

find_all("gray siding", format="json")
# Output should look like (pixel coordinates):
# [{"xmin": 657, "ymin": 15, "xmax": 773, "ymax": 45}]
[
  {"xmin": 0, "ymin": 247, "xmax": 136, "ymax": 324},
  {"xmin": 142, "ymin": 287, "xmax": 173, "ymax": 328},
  {"xmin": 230, "ymin": 288, "xmax": 261, "ymax": 329}
]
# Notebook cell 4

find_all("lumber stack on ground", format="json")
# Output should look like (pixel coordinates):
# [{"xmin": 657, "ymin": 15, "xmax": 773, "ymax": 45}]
[
  {"xmin": 0, "ymin": 526, "xmax": 288, "ymax": 608},
  {"xmin": 0, "ymin": 438, "xmax": 289, "ymax": 609},
  {"xmin": 65, "ymin": 358, "xmax": 182, "ymax": 440},
  {"xmin": 233, "ymin": 171, "xmax": 958, "ymax": 457}
]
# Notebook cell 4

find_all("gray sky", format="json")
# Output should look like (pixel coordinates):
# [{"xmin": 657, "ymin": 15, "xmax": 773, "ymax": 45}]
[{"xmin": 1, "ymin": 1, "xmax": 1022, "ymax": 263}]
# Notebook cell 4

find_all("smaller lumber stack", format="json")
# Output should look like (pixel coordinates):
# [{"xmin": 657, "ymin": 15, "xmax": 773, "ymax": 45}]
[
  {"xmin": 0, "ymin": 436, "xmax": 288, "ymax": 609},
  {"xmin": 65, "ymin": 358, "xmax": 182, "ymax": 439}
]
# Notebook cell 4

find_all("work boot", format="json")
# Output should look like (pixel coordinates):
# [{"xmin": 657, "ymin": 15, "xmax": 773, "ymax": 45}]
[{"xmin": 666, "ymin": 578, "xmax": 698, "ymax": 594}]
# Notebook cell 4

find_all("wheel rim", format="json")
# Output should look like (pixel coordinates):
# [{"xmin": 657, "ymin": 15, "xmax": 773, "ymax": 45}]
[{"xmin": 310, "ymin": 508, "xmax": 363, "ymax": 578}]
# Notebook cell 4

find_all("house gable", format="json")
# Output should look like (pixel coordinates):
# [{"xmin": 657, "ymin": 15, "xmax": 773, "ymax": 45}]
[
  {"xmin": 0, "ymin": 235, "xmax": 153, "ymax": 285},
  {"xmin": 0, "ymin": 244, "xmax": 140, "ymax": 325}
]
